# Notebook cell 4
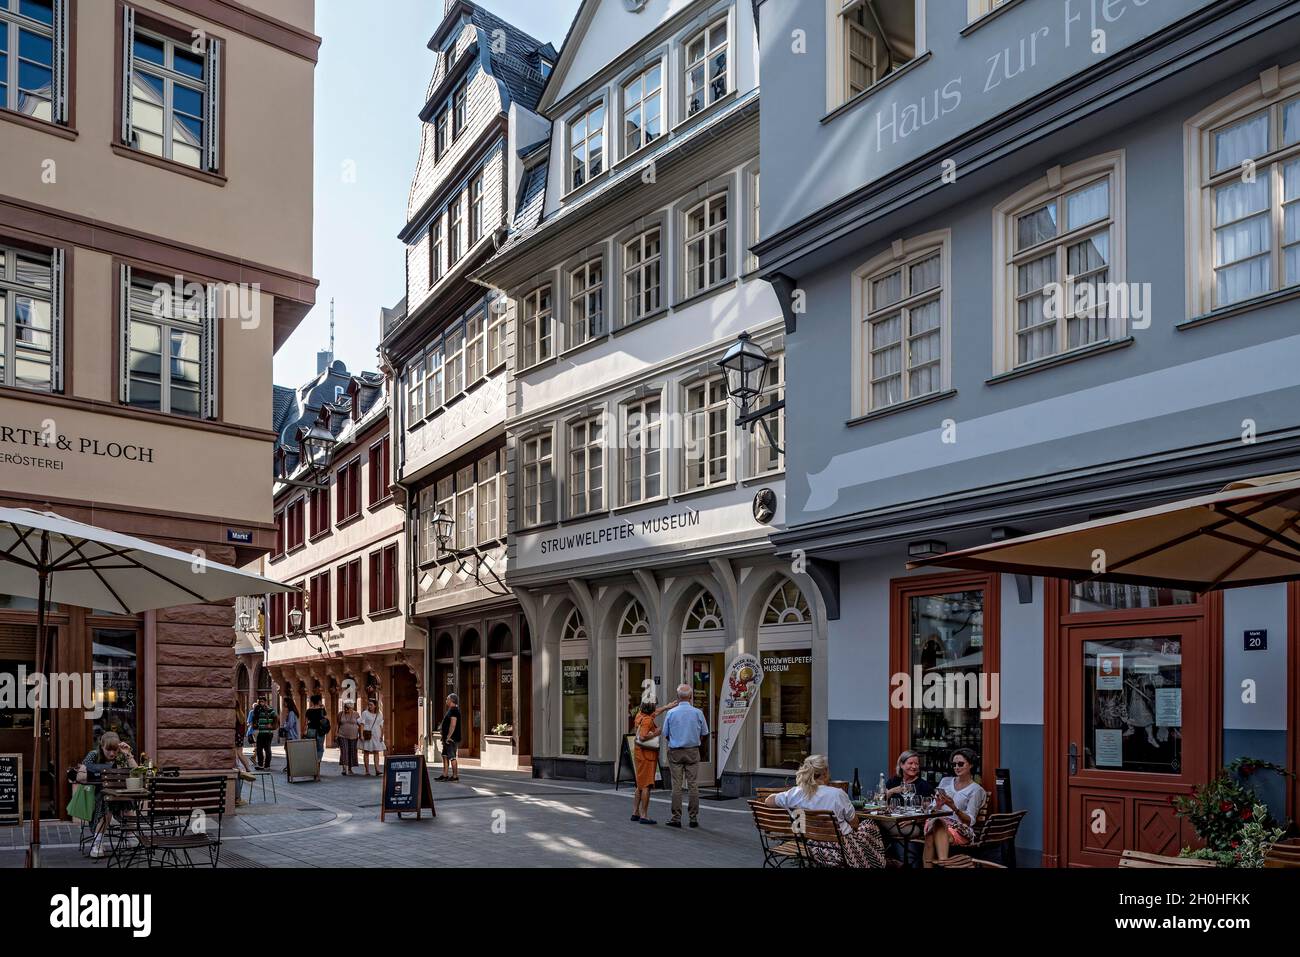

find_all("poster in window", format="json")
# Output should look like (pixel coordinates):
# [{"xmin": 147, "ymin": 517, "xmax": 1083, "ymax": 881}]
[
  {"xmin": 1095, "ymin": 653, "xmax": 1123, "ymax": 690},
  {"xmin": 1155, "ymin": 688, "xmax": 1181, "ymax": 728},
  {"xmin": 1095, "ymin": 728, "xmax": 1123, "ymax": 767}
]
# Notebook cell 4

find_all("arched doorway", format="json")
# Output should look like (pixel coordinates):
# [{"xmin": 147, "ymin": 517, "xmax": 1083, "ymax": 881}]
[
  {"xmin": 236, "ymin": 663, "xmax": 250, "ymax": 716},
  {"xmin": 617, "ymin": 598, "xmax": 652, "ymax": 734},
  {"xmin": 460, "ymin": 629, "xmax": 482, "ymax": 758},
  {"xmin": 681, "ymin": 588, "xmax": 726, "ymax": 781},
  {"xmin": 560, "ymin": 607, "xmax": 589, "ymax": 758},
  {"xmin": 487, "ymin": 623, "xmax": 514, "ymax": 739},
  {"xmin": 757, "ymin": 579, "xmax": 814, "ymax": 773},
  {"xmin": 433, "ymin": 633, "xmax": 455, "ymax": 760}
]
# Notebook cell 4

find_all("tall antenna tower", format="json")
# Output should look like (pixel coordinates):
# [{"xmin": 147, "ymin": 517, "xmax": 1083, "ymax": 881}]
[{"xmin": 316, "ymin": 297, "xmax": 337, "ymax": 374}]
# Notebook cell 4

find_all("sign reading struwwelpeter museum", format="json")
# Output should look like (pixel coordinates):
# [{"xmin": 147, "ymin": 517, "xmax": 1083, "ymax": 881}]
[
  {"xmin": 0, "ymin": 397, "xmax": 270, "ymax": 523},
  {"xmin": 516, "ymin": 483, "xmax": 785, "ymax": 571}
]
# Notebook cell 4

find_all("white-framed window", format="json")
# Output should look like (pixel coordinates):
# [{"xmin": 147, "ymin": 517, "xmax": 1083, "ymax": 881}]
[
  {"xmin": 465, "ymin": 310, "xmax": 485, "ymax": 384},
  {"xmin": 406, "ymin": 351, "xmax": 426, "ymax": 423},
  {"xmin": 747, "ymin": 167, "xmax": 761, "ymax": 273},
  {"xmin": 567, "ymin": 258, "xmax": 604, "ymax": 348},
  {"xmin": 0, "ymin": 241, "xmax": 63, "ymax": 392},
  {"xmin": 448, "ymin": 192, "xmax": 463, "ymax": 264},
  {"xmin": 454, "ymin": 463, "xmax": 475, "ymax": 551},
  {"xmin": 487, "ymin": 299, "xmax": 506, "ymax": 370},
  {"xmin": 992, "ymin": 153, "xmax": 1125, "ymax": 373},
  {"xmin": 452, "ymin": 77, "xmax": 467, "ymax": 138},
  {"xmin": 830, "ymin": 0, "xmax": 924, "ymax": 109},
  {"xmin": 435, "ymin": 475, "xmax": 454, "ymax": 557},
  {"xmin": 418, "ymin": 486, "xmax": 439, "ymax": 564},
  {"xmin": 424, "ymin": 336, "xmax": 444, "ymax": 411},
  {"xmin": 568, "ymin": 100, "xmax": 605, "ymax": 192},
  {"xmin": 1, "ymin": 0, "xmax": 69, "ymax": 123},
  {"xmin": 429, "ymin": 219, "xmax": 443, "ymax": 284},
  {"xmin": 684, "ymin": 192, "xmax": 729, "ymax": 296},
  {"xmin": 121, "ymin": 267, "xmax": 215, "ymax": 419},
  {"xmin": 752, "ymin": 351, "xmax": 784, "ymax": 476},
  {"xmin": 684, "ymin": 588, "xmax": 724, "ymax": 632},
  {"xmin": 469, "ymin": 172, "xmax": 484, "ymax": 245},
  {"xmin": 684, "ymin": 18, "xmax": 728, "ymax": 118},
  {"xmin": 967, "ymin": 0, "xmax": 1012, "ymax": 22},
  {"xmin": 619, "ymin": 599, "xmax": 650, "ymax": 637},
  {"xmin": 622, "ymin": 395, "xmax": 662, "ymax": 505},
  {"xmin": 858, "ymin": 242, "xmax": 946, "ymax": 411},
  {"xmin": 623, "ymin": 228, "xmax": 662, "ymax": 322},
  {"xmin": 519, "ymin": 285, "xmax": 553, "ymax": 368},
  {"xmin": 622, "ymin": 61, "xmax": 663, "ymax": 156},
  {"xmin": 568, "ymin": 415, "xmax": 604, "ymax": 517},
  {"xmin": 435, "ymin": 105, "xmax": 449, "ymax": 159},
  {"xmin": 444, "ymin": 320, "xmax": 465, "ymax": 397},
  {"xmin": 520, "ymin": 430, "xmax": 555, "ymax": 527},
  {"xmin": 684, "ymin": 375, "xmax": 730, "ymax": 491},
  {"xmin": 476, "ymin": 451, "xmax": 500, "ymax": 544},
  {"xmin": 121, "ymin": 10, "xmax": 221, "ymax": 171},
  {"xmin": 1186, "ymin": 68, "xmax": 1300, "ymax": 316}
]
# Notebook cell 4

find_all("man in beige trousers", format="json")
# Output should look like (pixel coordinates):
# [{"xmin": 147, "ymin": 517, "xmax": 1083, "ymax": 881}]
[{"xmin": 662, "ymin": 683, "xmax": 710, "ymax": 828}]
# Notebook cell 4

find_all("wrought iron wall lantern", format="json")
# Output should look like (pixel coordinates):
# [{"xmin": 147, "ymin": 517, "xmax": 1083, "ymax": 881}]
[
  {"xmin": 719, "ymin": 331, "xmax": 784, "ymax": 455},
  {"xmin": 433, "ymin": 506, "xmax": 511, "ymax": 596},
  {"xmin": 275, "ymin": 414, "xmax": 338, "ymax": 490}
]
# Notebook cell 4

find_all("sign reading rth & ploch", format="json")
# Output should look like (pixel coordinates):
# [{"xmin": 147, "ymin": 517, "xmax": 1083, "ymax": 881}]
[{"xmin": 0, "ymin": 423, "xmax": 155, "ymax": 470}]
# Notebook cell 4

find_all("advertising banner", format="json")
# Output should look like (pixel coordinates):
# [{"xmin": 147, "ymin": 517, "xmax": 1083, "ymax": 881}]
[{"xmin": 715, "ymin": 654, "xmax": 764, "ymax": 781}]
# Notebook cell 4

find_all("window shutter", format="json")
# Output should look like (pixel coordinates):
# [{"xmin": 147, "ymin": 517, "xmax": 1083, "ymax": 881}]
[
  {"xmin": 52, "ymin": 0, "xmax": 69, "ymax": 124},
  {"xmin": 205, "ymin": 37, "xmax": 222, "ymax": 172},
  {"xmin": 202, "ymin": 283, "xmax": 219, "ymax": 419},
  {"xmin": 118, "ymin": 263, "xmax": 132, "ymax": 404},
  {"xmin": 121, "ymin": 5, "xmax": 135, "ymax": 145},
  {"xmin": 50, "ymin": 248, "xmax": 65, "ymax": 393}
]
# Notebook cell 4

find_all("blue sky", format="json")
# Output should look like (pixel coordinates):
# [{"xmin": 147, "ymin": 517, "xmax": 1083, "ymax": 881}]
[{"xmin": 275, "ymin": 0, "xmax": 580, "ymax": 387}]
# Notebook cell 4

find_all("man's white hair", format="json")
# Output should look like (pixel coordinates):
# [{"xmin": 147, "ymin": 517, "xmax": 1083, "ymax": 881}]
[{"xmin": 676, "ymin": 683, "xmax": 691, "ymax": 700}]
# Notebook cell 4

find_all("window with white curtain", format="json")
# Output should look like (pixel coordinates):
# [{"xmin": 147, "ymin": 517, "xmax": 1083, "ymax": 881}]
[
  {"xmin": 991, "ymin": 154, "xmax": 1124, "ymax": 374},
  {"xmin": 0, "ymin": 242, "xmax": 61, "ymax": 392}
]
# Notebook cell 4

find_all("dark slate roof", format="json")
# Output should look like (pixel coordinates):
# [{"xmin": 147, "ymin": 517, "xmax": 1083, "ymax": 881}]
[
  {"xmin": 473, "ymin": 4, "xmax": 553, "ymax": 113},
  {"xmin": 510, "ymin": 160, "xmax": 548, "ymax": 235},
  {"xmin": 272, "ymin": 361, "xmax": 387, "ymax": 485},
  {"xmin": 271, "ymin": 385, "xmax": 296, "ymax": 436}
]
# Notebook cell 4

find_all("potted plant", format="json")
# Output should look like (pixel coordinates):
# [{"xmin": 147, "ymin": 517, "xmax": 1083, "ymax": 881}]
[
  {"xmin": 126, "ymin": 753, "xmax": 155, "ymax": 791},
  {"xmin": 482, "ymin": 724, "xmax": 516, "ymax": 770},
  {"xmin": 1173, "ymin": 757, "xmax": 1293, "ymax": 866}
]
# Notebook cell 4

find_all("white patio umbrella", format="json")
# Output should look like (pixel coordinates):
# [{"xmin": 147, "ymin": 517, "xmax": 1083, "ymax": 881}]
[
  {"xmin": 0, "ymin": 507, "xmax": 296, "ymax": 868},
  {"xmin": 907, "ymin": 472, "xmax": 1300, "ymax": 590}
]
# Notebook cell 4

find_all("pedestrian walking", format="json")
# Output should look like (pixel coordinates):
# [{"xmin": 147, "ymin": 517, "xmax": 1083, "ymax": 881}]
[
  {"xmin": 337, "ymin": 701, "xmax": 360, "ymax": 775},
  {"xmin": 252, "ymin": 696, "xmax": 278, "ymax": 770},
  {"xmin": 436, "ymin": 693, "xmax": 461, "ymax": 781},
  {"xmin": 358, "ymin": 697, "xmax": 385, "ymax": 776},
  {"xmin": 662, "ymin": 683, "xmax": 709, "ymax": 829},
  {"xmin": 304, "ymin": 693, "xmax": 330, "ymax": 768},
  {"xmin": 280, "ymin": 697, "xmax": 301, "ymax": 743}
]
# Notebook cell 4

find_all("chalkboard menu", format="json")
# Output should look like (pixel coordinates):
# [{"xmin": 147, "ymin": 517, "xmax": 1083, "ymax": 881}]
[
  {"xmin": 380, "ymin": 754, "xmax": 435, "ymax": 821},
  {"xmin": 0, "ymin": 754, "xmax": 21, "ymax": 825}
]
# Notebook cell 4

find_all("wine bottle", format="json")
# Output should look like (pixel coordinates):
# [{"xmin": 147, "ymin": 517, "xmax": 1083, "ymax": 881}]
[{"xmin": 850, "ymin": 767, "xmax": 862, "ymax": 800}]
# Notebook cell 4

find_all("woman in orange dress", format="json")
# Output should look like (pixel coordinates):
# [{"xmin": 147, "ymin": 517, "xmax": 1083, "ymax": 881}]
[{"xmin": 632, "ymin": 700, "xmax": 673, "ymax": 825}]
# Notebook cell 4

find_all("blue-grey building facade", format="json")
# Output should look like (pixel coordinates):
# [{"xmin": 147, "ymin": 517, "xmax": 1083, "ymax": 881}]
[{"xmin": 756, "ymin": 0, "xmax": 1300, "ymax": 865}]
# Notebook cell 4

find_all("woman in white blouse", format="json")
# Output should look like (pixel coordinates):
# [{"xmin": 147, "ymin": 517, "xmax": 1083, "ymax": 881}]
[
  {"xmin": 923, "ymin": 747, "xmax": 987, "ymax": 866},
  {"xmin": 764, "ymin": 754, "xmax": 886, "ymax": 868}
]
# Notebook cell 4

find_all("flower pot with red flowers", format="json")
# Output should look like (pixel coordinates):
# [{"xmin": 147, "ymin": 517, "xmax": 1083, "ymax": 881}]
[{"xmin": 1172, "ymin": 757, "xmax": 1293, "ymax": 866}]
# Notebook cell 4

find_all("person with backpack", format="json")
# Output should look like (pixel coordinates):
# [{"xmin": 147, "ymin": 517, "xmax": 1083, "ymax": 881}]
[
  {"xmin": 304, "ymin": 693, "xmax": 330, "ymax": 768},
  {"xmin": 252, "ymin": 696, "xmax": 278, "ymax": 770}
]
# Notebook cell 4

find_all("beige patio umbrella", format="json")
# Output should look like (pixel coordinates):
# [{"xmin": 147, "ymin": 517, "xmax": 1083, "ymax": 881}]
[{"xmin": 907, "ymin": 472, "xmax": 1300, "ymax": 591}]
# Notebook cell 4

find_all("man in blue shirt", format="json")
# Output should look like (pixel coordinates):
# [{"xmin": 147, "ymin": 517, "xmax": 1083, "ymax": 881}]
[{"xmin": 661, "ymin": 683, "xmax": 709, "ymax": 828}]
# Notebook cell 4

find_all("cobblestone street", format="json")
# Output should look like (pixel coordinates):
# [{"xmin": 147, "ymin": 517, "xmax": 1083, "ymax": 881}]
[{"xmin": 1, "ymin": 748, "xmax": 764, "ymax": 869}]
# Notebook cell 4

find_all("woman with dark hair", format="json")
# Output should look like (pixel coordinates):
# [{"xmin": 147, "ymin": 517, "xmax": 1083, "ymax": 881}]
[
  {"xmin": 304, "ymin": 693, "xmax": 329, "ymax": 768},
  {"xmin": 923, "ymin": 747, "xmax": 987, "ymax": 866},
  {"xmin": 280, "ymin": 697, "xmax": 301, "ymax": 742}
]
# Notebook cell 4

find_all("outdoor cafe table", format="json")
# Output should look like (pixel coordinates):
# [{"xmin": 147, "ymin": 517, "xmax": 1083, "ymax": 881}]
[
  {"xmin": 100, "ymin": 787, "xmax": 149, "ymax": 867},
  {"xmin": 856, "ymin": 805, "xmax": 951, "ymax": 867}
]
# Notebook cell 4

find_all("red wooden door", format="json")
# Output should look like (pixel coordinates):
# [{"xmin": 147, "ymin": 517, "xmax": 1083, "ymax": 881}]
[{"xmin": 1062, "ymin": 617, "xmax": 1207, "ymax": 866}]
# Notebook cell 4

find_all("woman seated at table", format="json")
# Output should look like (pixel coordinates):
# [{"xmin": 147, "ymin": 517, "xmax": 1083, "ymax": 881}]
[
  {"xmin": 765, "ymin": 754, "xmax": 886, "ymax": 868},
  {"xmin": 885, "ymin": 749, "xmax": 935, "ymax": 801},
  {"xmin": 922, "ymin": 747, "xmax": 987, "ymax": 867},
  {"xmin": 75, "ymin": 731, "xmax": 138, "ymax": 859}
]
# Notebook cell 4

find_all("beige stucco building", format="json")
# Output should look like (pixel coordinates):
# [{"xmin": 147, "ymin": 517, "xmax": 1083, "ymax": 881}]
[{"xmin": 0, "ymin": 0, "xmax": 317, "ymax": 815}]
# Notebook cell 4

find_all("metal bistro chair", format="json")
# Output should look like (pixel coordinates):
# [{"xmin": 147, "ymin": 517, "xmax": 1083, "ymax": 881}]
[
  {"xmin": 137, "ymin": 775, "xmax": 227, "ymax": 868},
  {"xmin": 748, "ymin": 800, "xmax": 804, "ymax": 869}
]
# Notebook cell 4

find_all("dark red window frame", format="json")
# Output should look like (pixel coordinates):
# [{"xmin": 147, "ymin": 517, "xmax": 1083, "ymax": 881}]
[{"xmin": 337, "ymin": 458, "xmax": 362, "ymax": 522}]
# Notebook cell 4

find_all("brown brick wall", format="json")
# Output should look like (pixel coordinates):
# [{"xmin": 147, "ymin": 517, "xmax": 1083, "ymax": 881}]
[{"xmin": 153, "ymin": 596, "xmax": 237, "ymax": 772}]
